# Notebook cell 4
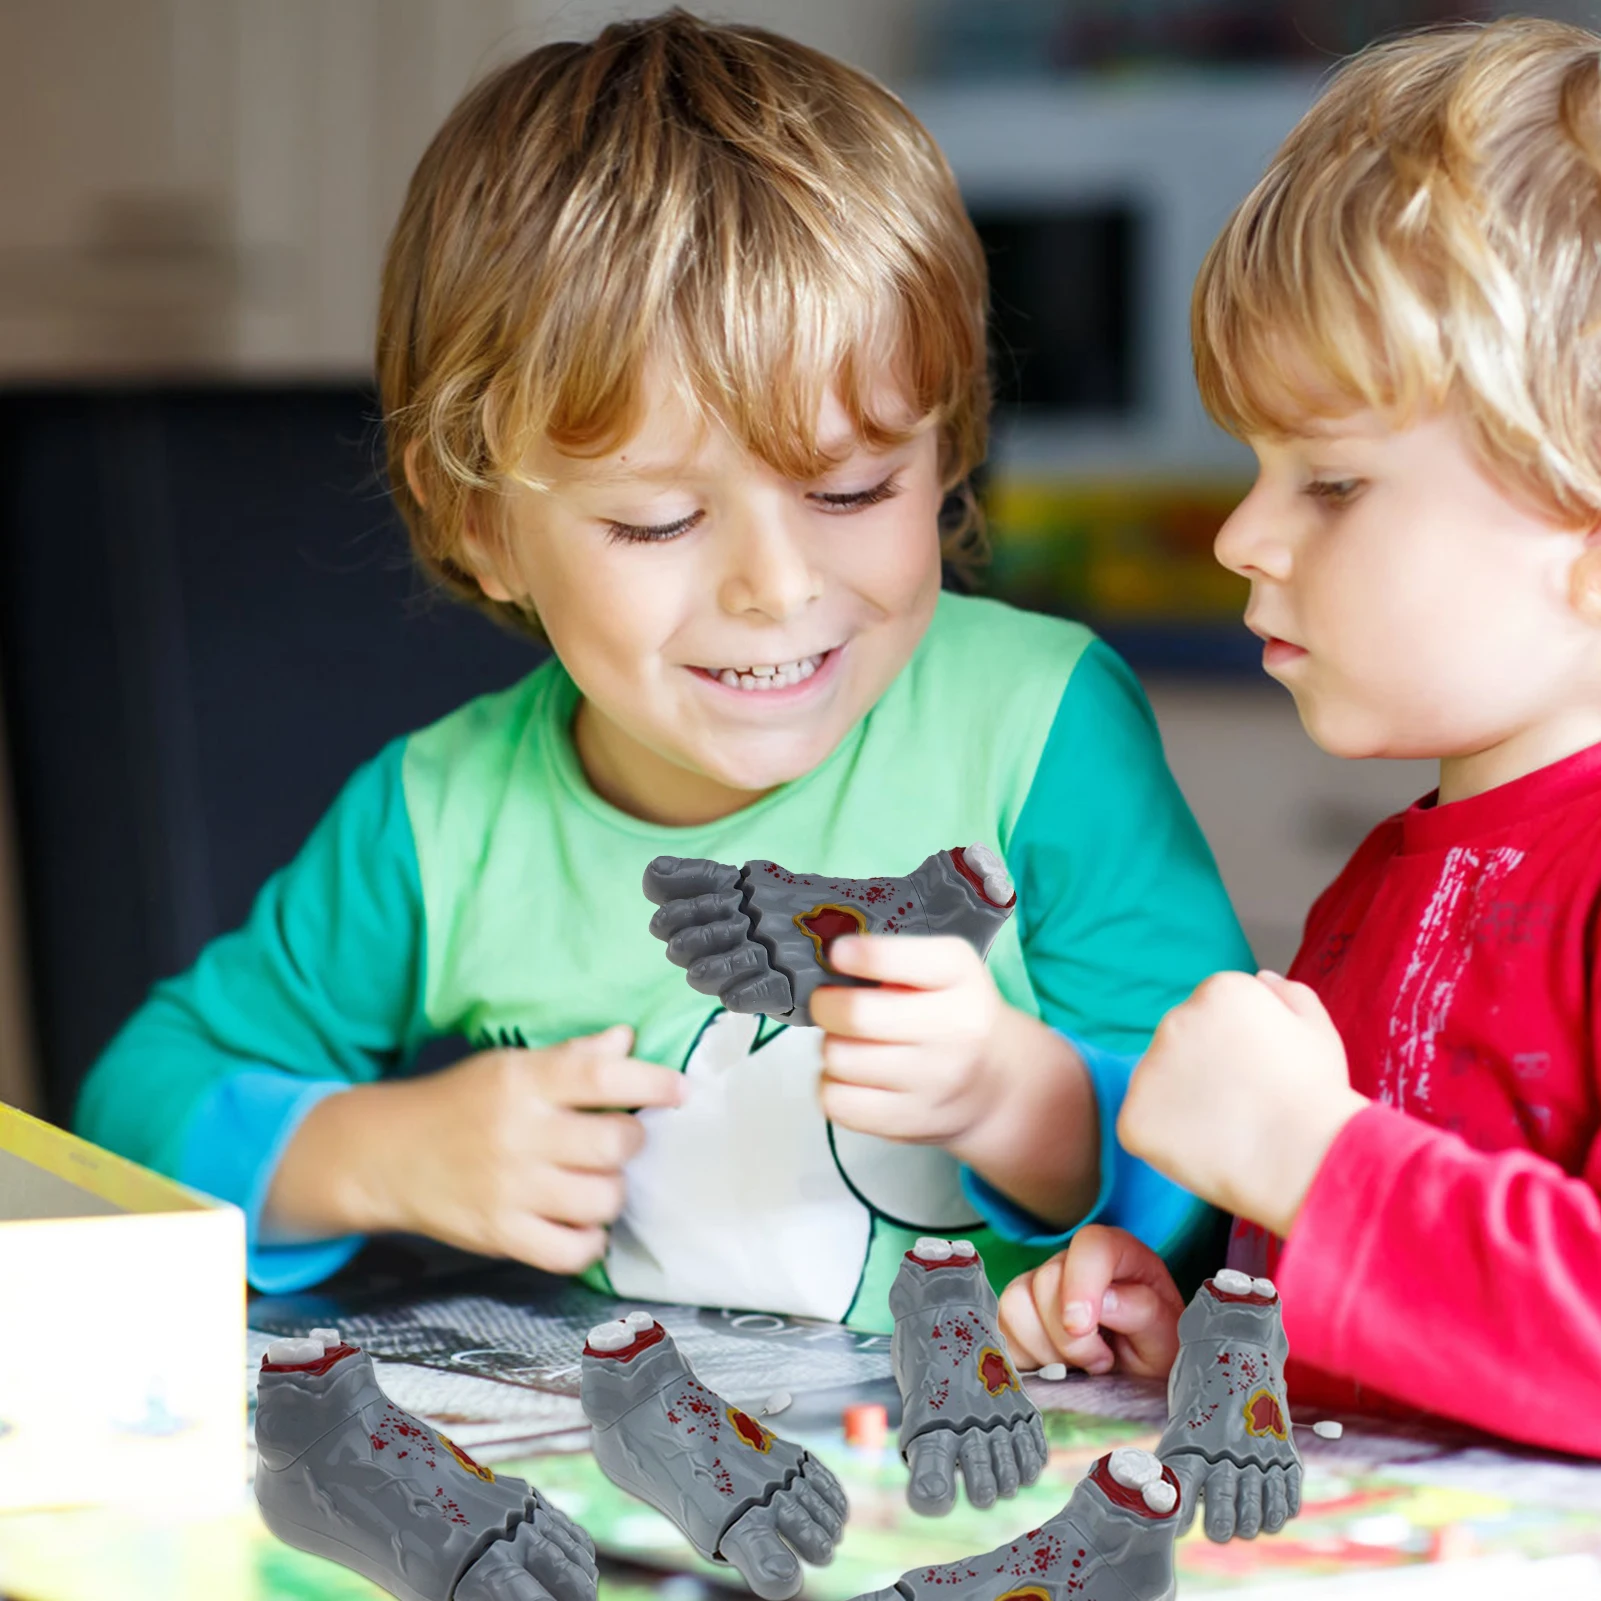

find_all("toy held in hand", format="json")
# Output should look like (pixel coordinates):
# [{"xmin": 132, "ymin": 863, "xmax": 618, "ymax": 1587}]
[{"xmin": 643, "ymin": 845, "xmax": 1016, "ymax": 1026}]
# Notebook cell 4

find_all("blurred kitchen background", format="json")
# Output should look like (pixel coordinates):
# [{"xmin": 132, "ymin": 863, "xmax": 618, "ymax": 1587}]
[{"xmin": 0, "ymin": 0, "xmax": 1577, "ymax": 1123}]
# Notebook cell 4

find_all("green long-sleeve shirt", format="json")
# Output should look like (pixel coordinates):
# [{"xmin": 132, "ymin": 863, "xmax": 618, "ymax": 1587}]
[{"xmin": 78, "ymin": 594, "xmax": 1252, "ymax": 1328}]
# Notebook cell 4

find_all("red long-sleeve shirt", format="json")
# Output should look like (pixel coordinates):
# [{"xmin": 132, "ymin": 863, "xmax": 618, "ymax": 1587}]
[{"xmin": 1227, "ymin": 742, "xmax": 1601, "ymax": 1456}]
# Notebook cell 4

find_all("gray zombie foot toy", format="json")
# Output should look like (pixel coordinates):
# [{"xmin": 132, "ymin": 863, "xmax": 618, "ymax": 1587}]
[
  {"xmin": 1155, "ymin": 1269, "xmax": 1303, "ymax": 1542},
  {"xmin": 643, "ymin": 844, "xmax": 1016, "ymax": 1027},
  {"xmin": 854, "ymin": 1447, "xmax": 1181, "ymax": 1601},
  {"xmin": 580, "ymin": 1312, "xmax": 848, "ymax": 1600},
  {"xmin": 891, "ymin": 1237, "xmax": 1048, "ymax": 1516},
  {"xmin": 255, "ymin": 1329, "xmax": 597, "ymax": 1601}
]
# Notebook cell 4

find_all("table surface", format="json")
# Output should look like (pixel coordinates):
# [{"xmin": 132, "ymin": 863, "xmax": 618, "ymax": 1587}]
[{"xmin": 3, "ymin": 1256, "xmax": 1599, "ymax": 1600}]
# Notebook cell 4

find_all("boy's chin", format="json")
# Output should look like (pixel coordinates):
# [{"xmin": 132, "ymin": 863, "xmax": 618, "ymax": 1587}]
[{"xmin": 1289, "ymin": 692, "xmax": 1393, "ymax": 761}]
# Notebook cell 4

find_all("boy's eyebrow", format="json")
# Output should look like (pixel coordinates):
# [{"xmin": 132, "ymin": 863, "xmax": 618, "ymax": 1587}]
[{"xmin": 566, "ymin": 433, "xmax": 897, "ymax": 487}]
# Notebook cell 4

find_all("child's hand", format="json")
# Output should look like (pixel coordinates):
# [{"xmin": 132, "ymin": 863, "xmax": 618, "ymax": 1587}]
[
  {"xmin": 810, "ymin": 935, "xmax": 1004, "ymax": 1144},
  {"xmin": 374, "ymin": 1025, "xmax": 685, "ymax": 1274},
  {"xmin": 998, "ymin": 1225, "xmax": 1184, "ymax": 1377},
  {"xmin": 1118, "ymin": 971, "xmax": 1368, "ymax": 1237}
]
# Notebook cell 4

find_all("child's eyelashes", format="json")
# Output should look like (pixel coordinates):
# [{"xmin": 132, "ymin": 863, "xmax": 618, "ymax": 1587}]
[
  {"xmin": 1303, "ymin": 477, "xmax": 1365, "ymax": 507},
  {"xmin": 601, "ymin": 474, "xmax": 902, "ymax": 543},
  {"xmin": 808, "ymin": 474, "xmax": 903, "ymax": 513},
  {"xmin": 604, "ymin": 510, "xmax": 705, "ymax": 545}
]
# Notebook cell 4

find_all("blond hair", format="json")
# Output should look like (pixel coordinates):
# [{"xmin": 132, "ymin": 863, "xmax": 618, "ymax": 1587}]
[
  {"xmin": 1194, "ymin": 17, "xmax": 1601, "ymax": 524},
  {"xmin": 378, "ymin": 8, "xmax": 990, "ymax": 636}
]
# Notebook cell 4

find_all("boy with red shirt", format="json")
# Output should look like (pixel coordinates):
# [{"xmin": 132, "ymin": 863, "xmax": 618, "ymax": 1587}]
[{"xmin": 998, "ymin": 17, "xmax": 1601, "ymax": 1466}]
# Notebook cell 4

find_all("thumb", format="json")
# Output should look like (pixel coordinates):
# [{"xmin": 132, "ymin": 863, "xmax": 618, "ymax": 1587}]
[{"xmin": 1257, "ymin": 971, "xmax": 1340, "ymax": 1042}]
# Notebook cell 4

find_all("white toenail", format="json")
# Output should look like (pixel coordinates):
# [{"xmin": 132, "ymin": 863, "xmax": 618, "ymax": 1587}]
[
  {"xmin": 761, "ymin": 1391, "xmax": 792, "ymax": 1416},
  {"xmin": 586, "ymin": 1320, "xmax": 635, "ymax": 1351},
  {"xmin": 1313, "ymin": 1420, "xmax": 1343, "ymax": 1439},
  {"xmin": 1251, "ymin": 1277, "xmax": 1277, "ymax": 1299},
  {"xmin": 1213, "ymin": 1269, "xmax": 1254, "ymax": 1295},
  {"xmin": 1143, "ymin": 1480, "xmax": 1177, "ymax": 1514},
  {"xmin": 966, "ymin": 843, "xmax": 1002, "ymax": 876},
  {"xmin": 623, "ymin": 1310, "xmax": 656, "ymax": 1330},
  {"xmin": 1108, "ymin": 1447, "xmax": 1162, "ymax": 1488},
  {"xmin": 1037, "ymin": 1362, "xmax": 1067, "ymax": 1380},
  {"xmin": 266, "ymin": 1337, "xmax": 325, "ymax": 1365},
  {"xmin": 308, "ymin": 1327, "xmax": 341, "ymax": 1346},
  {"xmin": 914, "ymin": 1237, "xmax": 953, "ymax": 1260},
  {"xmin": 951, "ymin": 1240, "xmax": 977, "ymax": 1258}
]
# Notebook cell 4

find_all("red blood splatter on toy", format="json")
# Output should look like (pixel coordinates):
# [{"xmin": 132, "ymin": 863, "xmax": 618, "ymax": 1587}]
[
  {"xmin": 583, "ymin": 1321, "xmax": 665, "ymax": 1362},
  {"xmin": 1088, "ymin": 1455, "xmax": 1180, "ymax": 1519},
  {"xmin": 978, "ymin": 1347, "xmax": 1017, "ymax": 1395},
  {"xmin": 1217, "ymin": 1352, "xmax": 1231, "ymax": 1364},
  {"xmin": 1244, "ymin": 1388, "xmax": 1288, "ymax": 1439}
]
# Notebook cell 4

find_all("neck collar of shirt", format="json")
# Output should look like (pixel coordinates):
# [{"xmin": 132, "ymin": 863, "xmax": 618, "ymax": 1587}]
[{"xmin": 1399, "ymin": 738, "xmax": 1601, "ymax": 854}]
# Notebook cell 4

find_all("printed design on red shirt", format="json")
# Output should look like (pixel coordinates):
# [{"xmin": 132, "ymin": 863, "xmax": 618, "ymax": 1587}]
[{"xmin": 1381, "ymin": 844, "xmax": 1524, "ymax": 1111}]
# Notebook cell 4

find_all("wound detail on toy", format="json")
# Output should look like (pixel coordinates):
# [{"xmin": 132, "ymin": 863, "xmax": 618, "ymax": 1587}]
[
  {"xmin": 1156, "ymin": 1269, "xmax": 1303, "ymax": 1544},
  {"xmin": 848, "ymin": 1449, "xmax": 1179, "ymax": 1601},
  {"xmin": 1243, "ymin": 1388, "xmax": 1287, "ymax": 1439},
  {"xmin": 254, "ymin": 1331, "xmax": 598, "ymax": 1601},
  {"xmin": 796, "ymin": 903, "xmax": 868, "ymax": 968},
  {"xmin": 643, "ymin": 845, "xmax": 1016, "ymax": 1026},
  {"xmin": 977, "ymin": 1347, "xmax": 1018, "ymax": 1396},
  {"xmin": 888, "ymin": 1239, "xmax": 1047, "ymax": 1517}
]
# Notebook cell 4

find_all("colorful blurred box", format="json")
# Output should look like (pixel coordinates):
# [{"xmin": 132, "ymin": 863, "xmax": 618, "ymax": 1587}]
[{"xmin": 0, "ymin": 1102, "xmax": 244, "ymax": 1512}]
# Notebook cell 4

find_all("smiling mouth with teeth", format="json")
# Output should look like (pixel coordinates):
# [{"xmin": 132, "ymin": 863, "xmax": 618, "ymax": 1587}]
[{"xmin": 692, "ymin": 650, "xmax": 831, "ymax": 691}]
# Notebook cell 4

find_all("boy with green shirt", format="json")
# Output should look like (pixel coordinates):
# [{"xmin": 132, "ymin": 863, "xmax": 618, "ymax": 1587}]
[{"xmin": 77, "ymin": 10, "xmax": 1249, "ymax": 1330}]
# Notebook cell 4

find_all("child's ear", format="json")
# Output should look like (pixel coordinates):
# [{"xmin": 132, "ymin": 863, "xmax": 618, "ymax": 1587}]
[
  {"xmin": 1571, "ymin": 527, "xmax": 1601, "ymax": 624},
  {"xmin": 403, "ymin": 440, "xmax": 519, "ymax": 604},
  {"xmin": 458, "ymin": 511, "xmax": 517, "ymax": 604}
]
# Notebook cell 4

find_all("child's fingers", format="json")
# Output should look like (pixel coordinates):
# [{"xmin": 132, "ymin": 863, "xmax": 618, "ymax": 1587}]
[
  {"xmin": 496, "ymin": 1214, "xmax": 610, "ymax": 1277},
  {"xmin": 1258, "ymin": 970, "xmax": 1344, "ymax": 1044},
  {"xmin": 1097, "ymin": 1282, "xmax": 1182, "ymax": 1377},
  {"xmin": 1002, "ymin": 1253, "xmax": 1117, "ymax": 1373},
  {"xmin": 997, "ymin": 1273, "xmax": 1062, "ymax": 1371},
  {"xmin": 810, "ymin": 979, "xmax": 983, "ymax": 1043},
  {"xmin": 817, "ymin": 1039, "xmax": 930, "ymax": 1092},
  {"xmin": 538, "ymin": 1108, "xmax": 648, "ymax": 1173},
  {"xmin": 817, "ymin": 1077, "xmax": 932, "ymax": 1140},
  {"xmin": 1056, "ymin": 1224, "xmax": 1187, "ymax": 1325},
  {"xmin": 525, "ymin": 1165, "xmax": 628, "ymax": 1228},
  {"xmin": 537, "ymin": 1052, "xmax": 687, "ymax": 1111},
  {"xmin": 827, "ymin": 935, "xmax": 980, "ymax": 988}
]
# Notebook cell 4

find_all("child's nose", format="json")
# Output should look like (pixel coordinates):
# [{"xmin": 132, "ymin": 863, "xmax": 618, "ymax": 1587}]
[
  {"xmin": 1214, "ymin": 484, "xmax": 1292, "ymax": 582},
  {"xmin": 718, "ymin": 508, "xmax": 823, "ymax": 621}
]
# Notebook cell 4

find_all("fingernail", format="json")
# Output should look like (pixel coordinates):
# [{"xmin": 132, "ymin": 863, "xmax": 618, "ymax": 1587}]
[
  {"xmin": 1257, "ymin": 969, "xmax": 1283, "ymax": 981},
  {"xmin": 1102, "ymin": 1287, "xmax": 1121, "ymax": 1315},
  {"xmin": 1064, "ymin": 1300, "xmax": 1094, "ymax": 1335}
]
